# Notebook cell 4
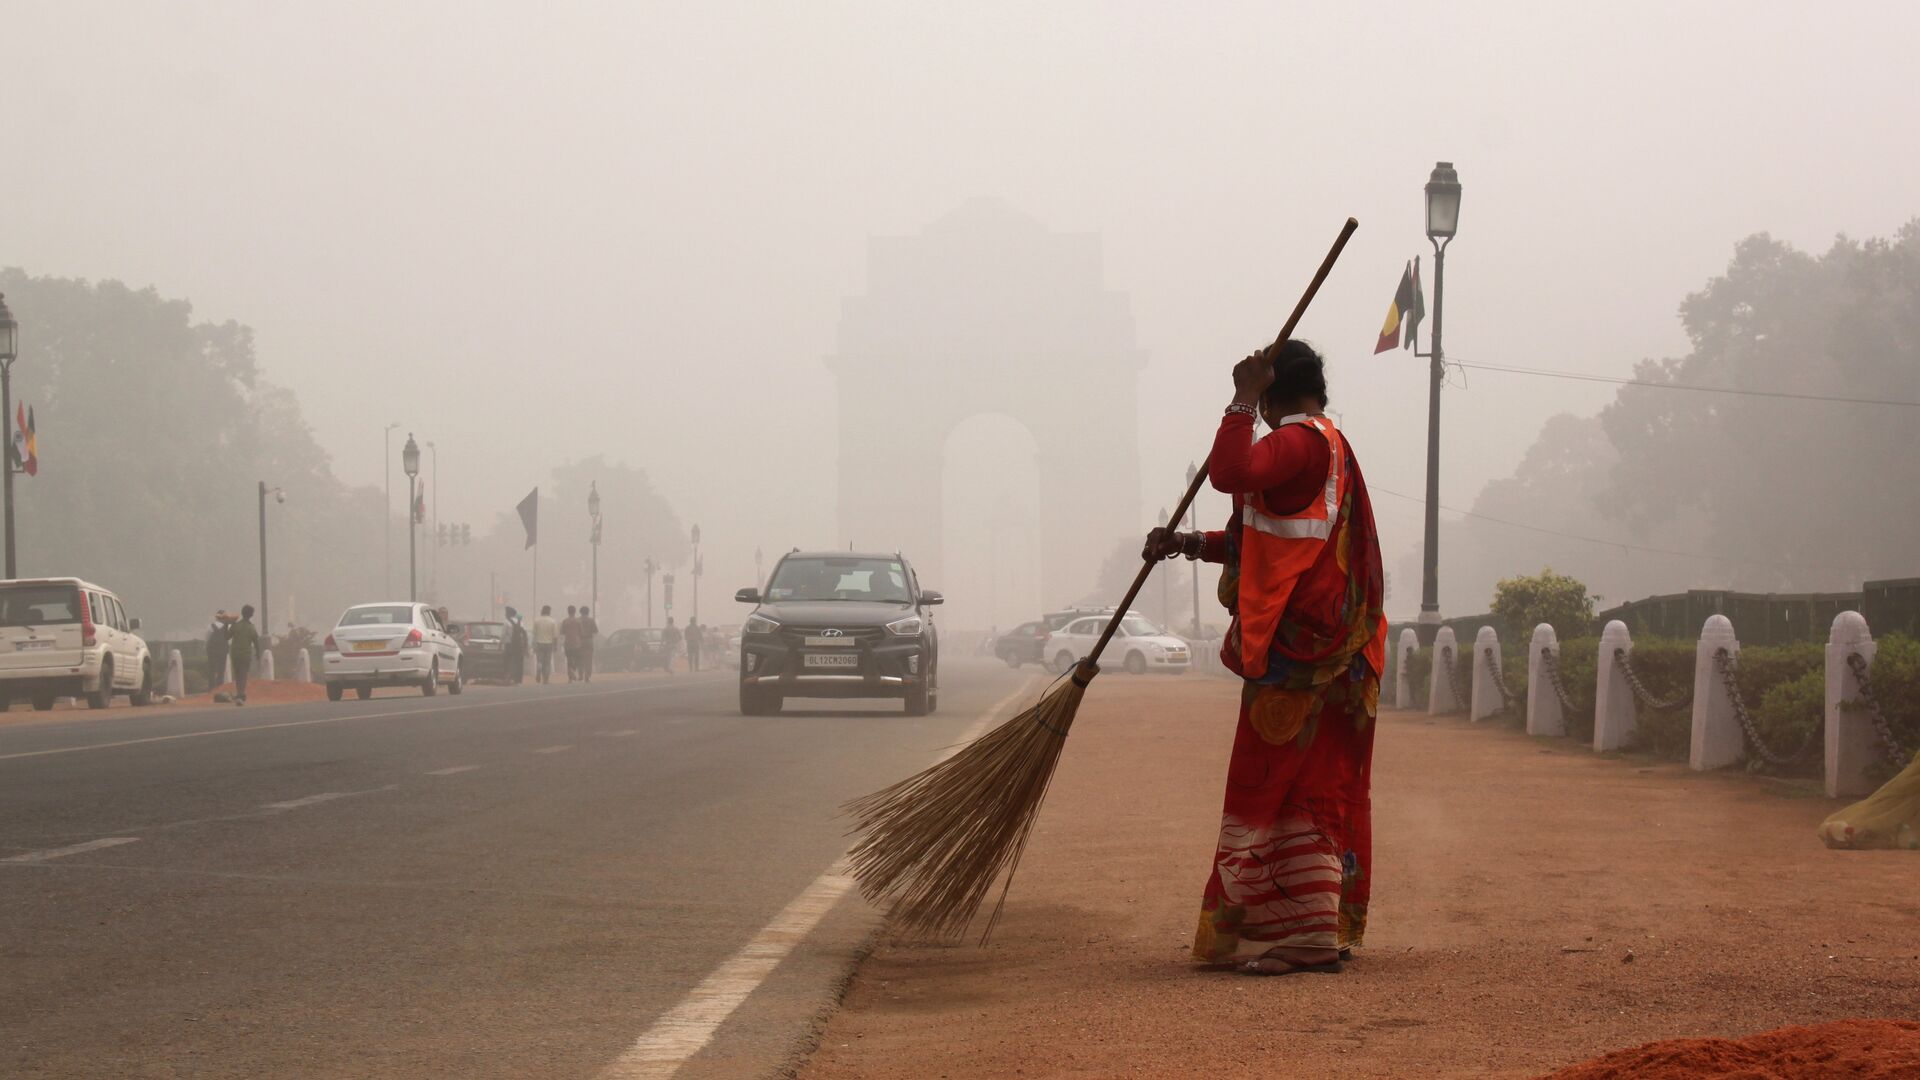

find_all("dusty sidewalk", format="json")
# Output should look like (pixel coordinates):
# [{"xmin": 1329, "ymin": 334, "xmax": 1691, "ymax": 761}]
[{"xmin": 801, "ymin": 676, "xmax": 1920, "ymax": 1079}]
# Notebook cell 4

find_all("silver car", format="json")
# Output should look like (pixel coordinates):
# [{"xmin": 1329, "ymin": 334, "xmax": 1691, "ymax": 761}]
[{"xmin": 321, "ymin": 602, "xmax": 463, "ymax": 700}]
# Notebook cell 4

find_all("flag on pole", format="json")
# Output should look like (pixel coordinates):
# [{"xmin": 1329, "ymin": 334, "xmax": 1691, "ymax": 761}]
[
  {"xmin": 1374, "ymin": 261, "xmax": 1416, "ymax": 354},
  {"xmin": 1403, "ymin": 256, "xmax": 1426, "ymax": 351},
  {"xmin": 12, "ymin": 403, "xmax": 36, "ymax": 476},
  {"xmin": 516, "ymin": 487, "xmax": 539, "ymax": 549}
]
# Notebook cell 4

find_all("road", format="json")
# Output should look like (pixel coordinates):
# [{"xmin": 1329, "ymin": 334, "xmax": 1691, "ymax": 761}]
[{"xmin": 0, "ymin": 658, "xmax": 1035, "ymax": 1079}]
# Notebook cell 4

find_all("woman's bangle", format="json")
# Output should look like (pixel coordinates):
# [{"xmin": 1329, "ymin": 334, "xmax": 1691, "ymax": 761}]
[
  {"xmin": 1181, "ymin": 532, "xmax": 1204, "ymax": 560},
  {"xmin": 1224, "ymin": 401, "xmax": 1257, "ymax": 420}
]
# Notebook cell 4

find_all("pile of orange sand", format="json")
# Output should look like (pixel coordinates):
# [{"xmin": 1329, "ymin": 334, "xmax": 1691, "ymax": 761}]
[{"xmin": 1541, "ymin": 1019, "xmax": 1920, "ymax": 1079}]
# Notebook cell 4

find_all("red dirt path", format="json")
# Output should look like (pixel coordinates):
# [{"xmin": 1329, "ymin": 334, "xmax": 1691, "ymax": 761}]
[
  {"xmin": 800, "ymin": 677, "xmax": 1920, "ymax": 1079},
  {"xmin": 1541, "ymin": 1019, "xmax": 1920, "ymax": 1078}
]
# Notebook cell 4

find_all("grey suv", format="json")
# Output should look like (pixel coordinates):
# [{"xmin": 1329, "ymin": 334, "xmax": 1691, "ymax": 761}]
[{"xmin": 734, "ymin": 551, "xmax": 941, "ymax": 716}]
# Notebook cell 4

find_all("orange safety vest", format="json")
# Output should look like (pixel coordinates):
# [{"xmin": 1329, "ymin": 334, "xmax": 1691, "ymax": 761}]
[{"xmin": 1233, "ymin": 413, "xmax": 1349, "ymax": 680}]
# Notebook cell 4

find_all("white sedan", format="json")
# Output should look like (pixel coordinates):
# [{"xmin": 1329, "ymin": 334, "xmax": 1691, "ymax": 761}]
[
  {"xmin": 322, "ymin": 602, "xmax": 463, "ymax": 700},
  {"xmin": 1045, "ymin": 613, "xmax": 1190, "ymax": 675}
]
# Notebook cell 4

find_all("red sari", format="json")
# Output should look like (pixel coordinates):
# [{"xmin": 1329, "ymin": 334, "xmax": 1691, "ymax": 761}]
[{"xmin": 1191, "ymin": 412, "xmax": 1386, "ymax": 964}]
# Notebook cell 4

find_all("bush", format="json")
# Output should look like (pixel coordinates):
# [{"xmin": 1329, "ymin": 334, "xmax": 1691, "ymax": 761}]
[
  {"xmin": 1751, "ymin": 668, "xmax": 1825, "ymax": 776},
  {"xmin": 1618, "ymin": 639, "xmax": 1695, "ymax": 760},
  {"xmin": 1549, "ymin": 636, "xmax": 1599, "ymax": 740},
  {"xmin": 1491, "ymin": 568, "xmax": 1594, "ymax": 641},
  {"xmin": 1404, "ymin": 648, "xmax": 1431, "ymax": 709},
  {"xmin": 1867, "ymin": 634, "xmax": 1920, "ymax": 778}
]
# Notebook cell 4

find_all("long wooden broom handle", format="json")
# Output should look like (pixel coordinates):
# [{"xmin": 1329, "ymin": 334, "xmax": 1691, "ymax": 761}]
[{"xmin": 1080, "ymin": 217, "xmax": 1359, "ymax": 671}]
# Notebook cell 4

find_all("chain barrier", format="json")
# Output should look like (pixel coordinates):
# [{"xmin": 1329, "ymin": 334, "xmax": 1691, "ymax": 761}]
[
  {"xmin": 1843, "ymin": 651, "xmax": 1907, "ymax": 769},
  {"xmin": 1614, "ymin": 647, "xmax": 1693, "ymax": 713},
  {"xmin": 1539, "ymin": 646, "xmax": 1581, "ymax": 716},
  {"xmin": 1710, "ymin": 648, "xmax": 1819, "ymax": 767},
  {"xmin": 1439, "ymin": 645, "xmax": 1468, "ymax": 713},
  {"xmin": 1482, "ymin": 647, "xmax": 1517, "ymax": 714}
]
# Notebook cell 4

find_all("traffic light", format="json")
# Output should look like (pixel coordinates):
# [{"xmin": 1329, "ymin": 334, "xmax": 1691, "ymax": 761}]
[{"xmin": 663, "ymin": 572, "xmax": 675, "ymax": 612}]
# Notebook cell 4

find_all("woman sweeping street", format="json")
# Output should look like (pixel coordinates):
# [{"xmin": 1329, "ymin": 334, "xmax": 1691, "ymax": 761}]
[{"xmin": 1145, "ymin": 339, "xmax": 1387, "ymax": 976}]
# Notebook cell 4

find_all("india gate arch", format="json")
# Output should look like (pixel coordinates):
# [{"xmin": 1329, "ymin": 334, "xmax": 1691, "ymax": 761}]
[{"xmin": 830, "ymin": 199, "xmax": 1144, "ymax": 617}]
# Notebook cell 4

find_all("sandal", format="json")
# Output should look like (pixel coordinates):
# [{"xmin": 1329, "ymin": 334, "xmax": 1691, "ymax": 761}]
[{"xmin": 1239, "ymin": 956, "xmax": 1345, "ymax": 977}]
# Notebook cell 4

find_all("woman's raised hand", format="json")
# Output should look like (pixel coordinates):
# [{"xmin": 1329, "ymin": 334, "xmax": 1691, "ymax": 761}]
[{"xmin": 1232, "ymin": 350, "xmax": 1275, "ymax": 404}]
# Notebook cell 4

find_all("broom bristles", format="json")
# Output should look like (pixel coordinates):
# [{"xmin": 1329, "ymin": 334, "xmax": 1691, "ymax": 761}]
[{"xmin": 843, "ymin": 667, "xmax": 1092, "ymax": 943}]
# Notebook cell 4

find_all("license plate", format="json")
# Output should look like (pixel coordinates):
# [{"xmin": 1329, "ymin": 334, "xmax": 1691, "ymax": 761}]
[
  {"xmin": 804, "ymin": 653, "xmax": 860, "ymax": 668},
  {"xmin": 354, "ymin": 641, "xmax": 388, "ymax": 652},
  {"xmin": 804, "ymin": 636, "xmax": 855, "ymax": 647},
  {"xmin": 14, "ymin": 640, "xmax": 51, "ymax": 651}
]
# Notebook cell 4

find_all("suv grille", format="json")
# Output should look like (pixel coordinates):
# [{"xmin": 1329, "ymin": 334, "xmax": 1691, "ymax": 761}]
[{"xmin": 781, "ymin": 625, "xmax": 885, "ymax": 645}]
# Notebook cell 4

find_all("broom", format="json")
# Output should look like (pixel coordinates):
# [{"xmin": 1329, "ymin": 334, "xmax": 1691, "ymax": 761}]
[{"xmin": 843, "ymin": 217, "xmax": 1361, "ymax": 943}]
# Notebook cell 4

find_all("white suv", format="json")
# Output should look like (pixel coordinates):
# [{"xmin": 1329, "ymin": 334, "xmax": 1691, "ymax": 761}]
[
  {"xmin": 0, "ymin": 577, "xmax": 155, "ymax": 710},
  {"xmin": 321, "ymin": 602, "xmax": 463, "ymax": 701}
]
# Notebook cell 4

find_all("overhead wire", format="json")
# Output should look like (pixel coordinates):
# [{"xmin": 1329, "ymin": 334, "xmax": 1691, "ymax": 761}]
[{"xmin": 1447, "ymin": 358, "xmax": 1920, "ymax": 409}]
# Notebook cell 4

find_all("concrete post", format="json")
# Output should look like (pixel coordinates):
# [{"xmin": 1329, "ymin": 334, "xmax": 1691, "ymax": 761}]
[
  {"xmin": 1428, "ymin": 626, "xmax": 1461, "ymax": 715},
  {"xmin": 164, "ymin": 649, "xmax": 185, "ymax": 699},
  {"xmin": 1469, "ymin": 626, "xmax": 1502, "ymax": 722},
  {"xmin": 259, "ymin": 650, "xmax": 276, "ymax": 681},
  {"xmin": 1395, "ymin": 628, "xmax": 1418, "ymax": 708},
  {"xmin": 1826, "ymin": 611, "xmax": 1879, "ymax": 799},
  {"xmin": 1526, "ymin": 623, "xmax": 1564, "ymax": 737},
  {"xmin": 295, "ymin": 648, "xmax": 314, "ymax": 684},
  {"xmin": 222, "ymin": 654, "xmax": 233, "ymax": 688},
  {"xmin": 1593, "ymin": 620, "xmax": 1635, "ymax": 752},
  {"xmin": 1689, "ymin": 615, "xmax": 1743, "ymax": 771}
]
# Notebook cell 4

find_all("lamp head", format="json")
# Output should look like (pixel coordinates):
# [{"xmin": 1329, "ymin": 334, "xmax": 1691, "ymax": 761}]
[
  {"xmin": 1425, "ymin": 161, "xmax": 1462, "ymax": 240},
  {"xmin": 402, "ymin": 433, "xmax": 420, "ymax": 478},
  {"xmin": 587, "ymin": 481, "xmax": 601, "ymax": 518},
  {"xmin": 0, "ymin": 293, "xmax": 17, "ymax": 363}
]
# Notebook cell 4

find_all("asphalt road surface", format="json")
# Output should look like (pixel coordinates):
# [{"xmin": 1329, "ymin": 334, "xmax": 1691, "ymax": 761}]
[{"xmin": 0, "ymin": 658, "xmax": 1037, "ymax": 1078}]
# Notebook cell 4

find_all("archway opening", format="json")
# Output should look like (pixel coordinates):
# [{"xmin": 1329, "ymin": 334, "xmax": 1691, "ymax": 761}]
[{"xmin": 939, "ymin": 413, "xmax": 1043, "ymax": 635}]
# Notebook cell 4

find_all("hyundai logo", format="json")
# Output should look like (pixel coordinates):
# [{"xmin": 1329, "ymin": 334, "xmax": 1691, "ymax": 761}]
[{"xmin": 821, "ymin": 628, "xmax": 844, "ymax": 638}]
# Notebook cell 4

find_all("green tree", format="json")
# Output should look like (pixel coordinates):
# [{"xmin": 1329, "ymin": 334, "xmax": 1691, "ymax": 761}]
[{"xmin": 1490, "ymin": 568, "xmax": 1594, "ymax": 638}]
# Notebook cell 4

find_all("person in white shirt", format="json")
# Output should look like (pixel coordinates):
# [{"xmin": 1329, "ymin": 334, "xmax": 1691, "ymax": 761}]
[{"xmin": 531, "ymin": 605, "xmax": 561, "ymax": 684}]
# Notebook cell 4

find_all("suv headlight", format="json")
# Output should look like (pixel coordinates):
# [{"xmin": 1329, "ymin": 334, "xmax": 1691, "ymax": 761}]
[
  {"xmin": 742, "ymin": 614, "xmax": 781, "ymax": 635},
  {"xmin": 884, "ymin": 614, "xmax": 924, "ymax": 637}
]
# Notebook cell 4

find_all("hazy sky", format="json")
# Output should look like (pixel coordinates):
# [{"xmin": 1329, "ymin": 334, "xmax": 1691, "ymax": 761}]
[{"xmin": 5, "ymin": 1, "xmax": 1917, "ymax": 619}]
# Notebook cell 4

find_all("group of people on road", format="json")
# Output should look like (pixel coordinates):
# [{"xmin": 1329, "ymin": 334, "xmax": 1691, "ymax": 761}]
[
  {"xmin": 525, "ymin": 604, "xmax": 600, "ymax": 684},
  {"xmin": 205, "ymin": 606, "xmax": 261, "ymax": 706},
  {"xmin": 660, "ymin": 616, "xmax": 713, "ymax": 672}
]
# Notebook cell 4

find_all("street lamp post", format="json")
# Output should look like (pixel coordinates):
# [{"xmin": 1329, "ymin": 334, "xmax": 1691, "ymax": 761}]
[
  {"xmin": 1158, "ymin": 506, "xmax": 1170, "ymax": 630},
  {"xmin": 402, "ymin": 433, "xmax": 421, "ymax": 601},
  {"xmin": 754, "ymin": 546, "xmax": 763, "ymax": 589},
  {"xmin": 259, "ymin": 481, "xmax": 285, "ymax": 642},
  {"xmin": 0, "ymin": 294, "xmax": 19, "ymax": 578},
  {"xmin": 426, "ymin": 440, "xmax": 438, "ymax": 600},
  {"xmin": 690, "ymin": 524, "xmax": 702, "ymax": 622},
  {"xmin": 1419, "ymin": 161, "xmax": 1462, "ymax": 625},
  {"xmin": 1186, "ymin": 463, "xmax": 1202, "ymax": 640},
  {"xmin": 587, "ymin": 482, "xmax": 602, "ymax": 614}
]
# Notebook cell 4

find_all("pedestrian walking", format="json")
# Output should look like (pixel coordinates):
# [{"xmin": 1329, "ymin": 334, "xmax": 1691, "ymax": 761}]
[
  {"xmin": 504, "ymin": 606, "xmax": 528, "ymax": 684},
  {"xmin": 561, "ymin": 605, "xmax": 582, "ymax": 682},
  {"xmin": 578, "ymin": 606, "xmax": 600, "ymax": 682},
  {"xmin": 205, "ymin": 613, "xmax": 232, "ymax": 692},
  {"xmin": 1144, "ymin": 341, "xmax": 1386, "ymax": 976},
  {"xmin": 661, "ymin": 617, "xmax": 682, "ymax": 675},
  {"xmin": 531, "ymin": 605, "xmax": 560, "ymax": 684},
  {"xmin": 227, "ymin": 605, "xmax": 261, "ymax": 706},
  {"xmin": 684, "ymin": 617, "xmax": 702, "ymax": 672}
]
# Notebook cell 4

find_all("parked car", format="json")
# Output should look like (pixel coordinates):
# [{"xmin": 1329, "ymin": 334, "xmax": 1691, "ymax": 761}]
[
  {"xmin": 994, "ymin": 620, "xmax": 1051, "ymax": 668},
  {"xmin": 1042, "ymin": 612, "xmax": 1189, "ymax": 675},
  {"xmin": 0, "ymin": 577, "xmax": 155, "ymax": 710},
  {"xmin": 602, "ymin": 628, "xmax": 673, "ymax": 673},
  {"xmin": 735, "ymin": 551, "xmax": 941, "ymax": 716},
  {"xmin": 455, "ymin": 619, "xmax": 514, "ymax": 682},
  {"xmin": 321, "ymin": 602, "xmax": 464, "ymax": 700}
]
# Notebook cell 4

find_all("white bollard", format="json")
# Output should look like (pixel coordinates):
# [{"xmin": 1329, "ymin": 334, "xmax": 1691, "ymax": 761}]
[
  {"xmin": 1689, "ymin": 615, "xmax": 1743, "ymax": 771},
  {"xmin": 223, "ymin": 654, "xmax": 234, "ymax": 687},
  {"xmin": 165, "ymin": 649, "xmax": 186, "ymax": 699},
  {"xmin": 296, "ymin": 648, "xmax": 314, "ymax": 683},
  {"xmin": 1826, "ymin": 611, "xmax": 1879, "ymax": 799},
  {"xmin": 1593, "ymin": 620, "xmax": 1636, "ymax": 752},
  {"xmin": 1527, "ymin": 623, "xmax": 1565, "ymax": 737},
  {"xmin": 1469, "ymin": 626, "xmax": 1503, "ymax": 722},
  {"xmin": 1395, "ymin": 628, "xmax": 1418, "ymax": 708},
  {"xmin": 1428, "ymin": 626, "xmax": 1461, "ymax": 715},
  {"xmin": 259, "ymin": 650, "xmax": 276, "ymax": 680}
]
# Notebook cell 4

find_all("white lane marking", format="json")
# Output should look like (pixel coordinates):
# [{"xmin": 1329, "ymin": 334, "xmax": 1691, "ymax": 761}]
[
  {"xmin": 598, "ymin": 868, "xmax": 857, "ymax": 1079},
  {"xmin": 597, "ymin": 675, "xmax": 1039, "ymax": 1079},
  {"xmin": 532, "ymin": 744, "xmax": 573, "ymax": 754},
  {"xmin": 261, "ymin": 785, "xmax": 396, "ymax": 811},
  {"xmin": 2, "ymin": 837, "xmax": 141, "ymax": 863},
  {"xmin": 425, "ymin": 765, "xmax": 481, "ymax": 776},
  {"xmin": 0, "ymin": 685, "xmax": 664, "ymax": 763},
  {"xmin": 598, "ymin": 730, "xmax": 640, "ymax": 737}
]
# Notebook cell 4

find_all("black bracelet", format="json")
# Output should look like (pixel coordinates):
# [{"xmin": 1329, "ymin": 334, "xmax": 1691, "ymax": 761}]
[{"xmin": 1225, "ymin": 402, "xmax": 1257, "ymax": 420}]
